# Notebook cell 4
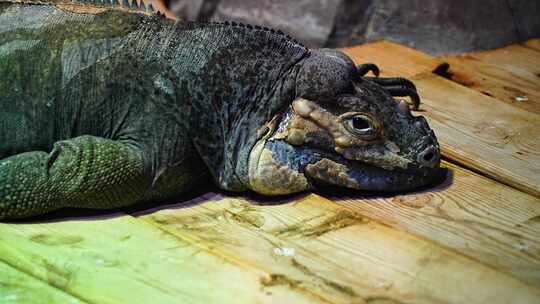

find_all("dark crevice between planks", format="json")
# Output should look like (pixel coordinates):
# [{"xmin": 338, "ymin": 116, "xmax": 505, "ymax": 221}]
[
  {"xmin": 432, "ymin": 63, "xmax": 454, "ymax": 81},
  {"xmin": 438, "ymin": 153, "xmax": 537, "ymax": 198},
  {"xmin": 522, "ymin": 43, "xmax": 540, "ymax": 53},
  {"xmin": 431, "ymin": 62, "xmax": 451, "ymax": 77}
]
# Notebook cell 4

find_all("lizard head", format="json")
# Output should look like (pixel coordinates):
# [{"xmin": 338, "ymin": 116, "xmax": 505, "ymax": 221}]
[{"xmin": 247, "ymin": 49, "xmax": 444, "ymax": 195}]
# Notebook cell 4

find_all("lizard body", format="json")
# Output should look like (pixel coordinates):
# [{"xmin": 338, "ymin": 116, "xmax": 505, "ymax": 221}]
[{"xmin": 0, "ymin": 0, "xmax": 443, "ymax": 219}]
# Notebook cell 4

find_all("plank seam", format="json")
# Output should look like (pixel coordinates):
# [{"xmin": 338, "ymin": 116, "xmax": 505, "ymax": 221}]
[
  {"xmin": 440, "ymin": 154, "xmax": 539, "ymax": 199},
  {"xmin": 521, "ymin": 43, "xmax": 540, "ymax": 53},
  {"xmin": 324, "ymin": 193, "xmax": 540, "ymax": 291},
  {"xmin": 136, "ymin": 216, "xmax": 336, "ymax": 304},
  {"xmin": 0, "ymin": 257, "xmax": 93, "ymax": 304},
  {"xmin": 420, "ymin": 71, "xmax": 540, "ymax": 198}
]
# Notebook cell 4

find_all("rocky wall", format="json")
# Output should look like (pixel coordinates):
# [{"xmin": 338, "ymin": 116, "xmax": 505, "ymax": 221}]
[{"xmin": 168, "ymin": 0, "xmax": 540, "ymax": 55}]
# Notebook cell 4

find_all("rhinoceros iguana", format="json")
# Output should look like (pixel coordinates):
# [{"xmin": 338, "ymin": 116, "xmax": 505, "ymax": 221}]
[{"xmin": 0, "ymin": 0, "xmax": 443, "ymax": 219}]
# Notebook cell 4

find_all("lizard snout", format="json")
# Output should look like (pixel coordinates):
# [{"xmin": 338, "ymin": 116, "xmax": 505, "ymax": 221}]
[{"xmin": 417, "ymin": 145, "xmax": 440, "ymax": 168}]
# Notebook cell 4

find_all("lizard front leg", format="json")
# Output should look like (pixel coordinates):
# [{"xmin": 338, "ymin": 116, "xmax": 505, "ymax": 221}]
[{"xmin": 0, "ymin": 135, "xmax": 152, "ymax": 220}]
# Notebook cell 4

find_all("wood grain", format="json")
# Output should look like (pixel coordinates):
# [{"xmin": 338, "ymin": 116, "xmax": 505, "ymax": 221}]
[
  {"xmin": 440, "ymin": 53, "xmax": 540, "ymax": 114},
  {"xmin": 142, "ymin": 195, "xmax": 540, "ymax": 304},
  {"xmin": 0, "ymin": 217, "xmax": 320, "ymax": 304},
  {"xmin": 470, "ymin": 44, "xmax": 540, "ymax": 77},
  {"xmin": 412, "ymin": 73, "xmax": 540, "ymax": 197},
  {"xmin": 524, "ymin": 39, "xmax": 540, "ymax": 52},
  {"xmin": 333, "ymin": 161, "xmax": 540, "ymax": 286},
  {"xmin": 341, "ymin": 40, "xmax": 449, "ymax": 78},
  {"xmin": 0, "ymin": 261, "xmax": 84, "ymax": 304}
]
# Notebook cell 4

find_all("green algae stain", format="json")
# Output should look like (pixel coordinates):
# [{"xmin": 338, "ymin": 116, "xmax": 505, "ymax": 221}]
[
  {"xmin": 271, "ymin": 210, "xmax": 369, "ymax": 238},
  {"xmin": 30, "ymin": 234, "xmax": 84, "ymax": 246}
]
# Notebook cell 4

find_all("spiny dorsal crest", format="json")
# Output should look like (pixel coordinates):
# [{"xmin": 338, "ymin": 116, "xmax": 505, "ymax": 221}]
[
  {"xmin": 3, "ymin": 0, "xmax": 304, "ymax": 50},
  {"xmin": 214, "ymin": 20, "xmax": 307, "ymax": 51},
  {"xmin": 2, "ymin": 0, "xmax": 163, "ymax": 15},
  {"xmin": 71, "ymin": 0, "xmax": 155, "ymax": 14}
]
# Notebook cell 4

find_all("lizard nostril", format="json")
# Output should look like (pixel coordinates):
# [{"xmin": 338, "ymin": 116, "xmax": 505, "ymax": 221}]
[
  {"xmin": 418, "ymin": 146, "xmax": 439, "ymax": 167},
  {"xmin": 423, "ymin": 151, "xmax": 435, "ymax": 162}
]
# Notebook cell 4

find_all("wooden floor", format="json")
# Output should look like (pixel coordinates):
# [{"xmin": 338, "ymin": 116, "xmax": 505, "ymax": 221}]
[{"xmin": 1, "ymin": 40, "xmax": 540, "ymax": 304}]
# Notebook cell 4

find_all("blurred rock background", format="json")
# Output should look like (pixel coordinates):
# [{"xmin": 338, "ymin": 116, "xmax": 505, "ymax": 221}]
[{"xmin": 165, "ymin": 0, "xmax": 540, "ymax": 55}]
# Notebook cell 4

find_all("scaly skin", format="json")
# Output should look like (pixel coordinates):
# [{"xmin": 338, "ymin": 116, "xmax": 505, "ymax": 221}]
[
  {"xmin": 0, "ymin": 0, "xmax": 444, "ymax": 220},
  {"xmin": 0, "ymin": 136, "xmax": 149, "ymax": 217}
]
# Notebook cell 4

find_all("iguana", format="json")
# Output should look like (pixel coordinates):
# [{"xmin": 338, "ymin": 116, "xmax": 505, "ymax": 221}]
[{"xmin": 0, "ymin": 0, "xmax": 443, "ymax": 220}]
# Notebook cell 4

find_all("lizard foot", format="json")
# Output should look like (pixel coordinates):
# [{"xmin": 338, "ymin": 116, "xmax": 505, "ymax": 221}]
[
  {"xmin": 364, "ymin": 76, "xmax": 421, "ymax": 110},
  {"xmin": 356, "ymin": 63, "xmax": 380, "ymax": 77}
]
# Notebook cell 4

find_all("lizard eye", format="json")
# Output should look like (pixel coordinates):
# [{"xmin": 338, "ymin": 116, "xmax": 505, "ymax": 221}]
[{"xmin": 343, "ymin": 114, "xmax": 379, "ymax": 140}]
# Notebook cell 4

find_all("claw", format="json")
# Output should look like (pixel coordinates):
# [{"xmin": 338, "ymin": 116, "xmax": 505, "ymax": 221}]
[
  {"xmin": 384, "ymin": 86, "xmax": 421, "ymax": 110},
  {"xmin": 397, "ymin": 99, "xmax": 410, "ymax": 114},
  {"xmin": 364, "ymin": 77, "xmax": 417, "ymax": 92},
  {"xmin": 357, "ymin": 63, "xmax": 380, "ymax": 77},
  {"xmin": 363, "ymin": 76, "xmax": 421, "ymax": 110}
]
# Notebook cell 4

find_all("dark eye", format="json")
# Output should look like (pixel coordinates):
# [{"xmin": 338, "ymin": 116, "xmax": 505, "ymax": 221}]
[
  {"xmin": 352, "ymin": 116, "xmax": 371, "ymax": 131},
  {"xmin": 343, "ymin": 114, "xmax": 379, "ymax": 140}
]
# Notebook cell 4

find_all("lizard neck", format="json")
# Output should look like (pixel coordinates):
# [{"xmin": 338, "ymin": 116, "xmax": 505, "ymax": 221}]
[{"xmin": 153, "ymin": 22, "xmax": 309, "ymax": 191}]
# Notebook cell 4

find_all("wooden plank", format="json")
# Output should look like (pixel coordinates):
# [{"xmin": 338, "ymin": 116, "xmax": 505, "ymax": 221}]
[
  {"xmin": 0, "ymin": 261, "xmax": 85, "ymax": 304},
  {"xmin": 440, "ymin": 53, "xmax": 540, "ymax": 114},
  {"xmin": 469, "ymin": 44, "xmax": 540, "ymax": 77},
  {"xmin": 142, "ymin": 195, "xmax": 540, "ymax": 304},
  {"xmin": 334, "ymin": 161, "xmax": 540, "ymax": 286},
  {"xmin": 524, "ymin": 39, "xmax": 540, "ymax": 52},
  {"xmin": 341, "ymin": 40, "xmax": 449, "ymax": 78},
  {"xmin": 412, "ymin": 73, "xmax": 540, "ymax": 197},
  {"xmin": 0, "ymin": 217, "xmax": 321, "ymax": 304}
]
